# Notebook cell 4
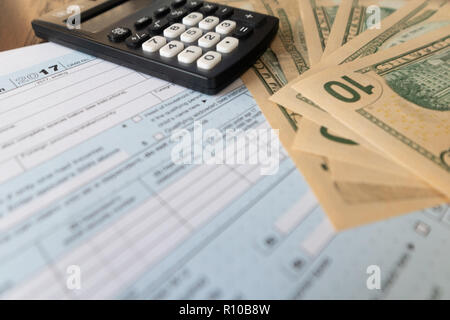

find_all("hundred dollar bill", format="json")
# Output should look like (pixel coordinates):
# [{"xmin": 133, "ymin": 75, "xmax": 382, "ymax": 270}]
[
  {"xmin": 323, "ymin": 0, "xmax": 406, "ymax": 57},
  {"xmin": 291, "ymin": 27, "xmax": 450, "ymax": 198},
  {"xmin": 299, "ymin": 0, "xmax": 341, "ymax": 65},
  {"xmin": 239, "ymin": 38, "xmax": 448, "ymax": 230},
  {"xmin": 271, "ymin": 0, "xmax": 450, "ymax": 140}
]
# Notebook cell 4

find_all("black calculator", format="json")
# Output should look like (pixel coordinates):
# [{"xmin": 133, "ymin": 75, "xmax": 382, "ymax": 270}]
[{"xmin": 32, "ymin": 0, "xmax": 279, "ymax": 94}]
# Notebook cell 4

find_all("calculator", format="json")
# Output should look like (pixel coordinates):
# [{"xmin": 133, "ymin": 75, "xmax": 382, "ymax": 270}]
[{"xmin": 32, "ymin": 0, "xmax": 279, "ymax": 94}]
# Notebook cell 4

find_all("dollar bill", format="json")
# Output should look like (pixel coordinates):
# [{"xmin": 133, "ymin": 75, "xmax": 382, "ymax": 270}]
[
  {"xmin": 239, "ymin": 32, "xmax": 447, "ymax": 230},
  {"xmin": 323, "ymin": 0, "xmax": 406, "ymax": 57},
  {"xmin": 244, "ymin": 0, "xmax": 389, "ymax": 154},
  {"xmin": 316, "ymin": 0, "xmax": 448, "ymax": 66},
  {"xmin": 245, "ymin": 0, "xmax": 310, "ymax": 81},
  {"xmin": 271, "ymin": 0, "xmax": 450, "ymax": 140},
  {"xmin": 290, "ymin": 27, "xmax": 450, "ymax": 198},
  {"xmin": 223, "ymin": 0, "xmax": 448, "ymax": 228},
  {"xmin": 244, "ymin": 71, "xmax": 447, "ymax": 229},
  {"xmin": 328, "ymin": 156, "xmax": 431, "ymax": 188},
  {"xmin": 249, "ymin": 0, "xmax": 374, "ymax": 147},
  {"xmin": 292, "ymin": 1, "xmax": 449, "ymax": 172},
  {"xmin": 281, "ymin": 0, "xmax": 426, "ymax": 166},
  {"xmin": 292, "ymin": 118, "xmax": 419, "ymax": 177},
  {"xmin": 298, "ymin": 0, "xmax": 341, "ymax": 65}
]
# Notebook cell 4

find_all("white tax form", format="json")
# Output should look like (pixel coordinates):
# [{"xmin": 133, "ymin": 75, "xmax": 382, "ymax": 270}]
[{"xmin": 1, "ymin": 43, "xmax": 450, "ymax": 299}]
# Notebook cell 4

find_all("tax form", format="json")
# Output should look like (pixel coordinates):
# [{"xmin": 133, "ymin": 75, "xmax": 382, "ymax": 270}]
[{"xmin": 0, "ymin": 42, "xmax": 450, "ymax": 299}]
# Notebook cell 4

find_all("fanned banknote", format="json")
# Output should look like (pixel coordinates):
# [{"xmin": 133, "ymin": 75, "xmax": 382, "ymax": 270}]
[
  {"xmin": 233, "ymin": 5, "xmax": 447, "ymax": 229},
  {"xmin": 291, "ymin": 118, "xmax": 421, "ymax": 178},
  {"xmin": 328, "ymin": 159, "xmax": 431, "ymax": 188},
  {"xmin": 291, "ymin": 0, "xmax": 445, "ymax": 178},
  {"xmin": 244, "ymin": 0, "xmax": 310, "ymax": 80},
  {"xmin": 241, "ymin": 60, "xmax": 447, "ymax": 229},
  {"xmin": 291, "ymin": 27, "xmax": 450, "ymax": 198},
  {"xmin": 298, "ymin": 0, "xmax": 341, "ymax": 65},
  {"xmin": 222, "ymin": 0, "xmax": 449, "ymax": 228}
]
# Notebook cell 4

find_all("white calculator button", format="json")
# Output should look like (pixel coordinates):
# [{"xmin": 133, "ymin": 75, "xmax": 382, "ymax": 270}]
[
  {"xmin": 197, "ymin": 51, "xmax": 222, "ymax": 70},
  {"xmin": 163, "ymin": 23, "xmax": 186, "ymax": 38},
  {"xmin": 198, "ymin": 16, "xmax": 219, "ymax": 31},
  {"xmin": 178, "ymin": 46, "xmax": 203, "ymax": 64},
  {"xmin": 198, "ymin": 32, "xmax": 221, "ymax": 49},
  {"xmin": 160, "ymin": 40, "xmax": 184, "ymax": 58},
  {"xmin": 217, "ymin": 37, "xmax": 239, "ymax": 53},
  {"xmin": 142, "ymin": 36, "xmax": 167, "ymax": 52},
  {"xmin": 182, "ymin": 12, "xmax": 203, "ymax": 27},
  {"xmin": 215, "ymin": 20, "xmax": 236, "ymax": 35},
  {"xmin": 180, "ymin": 27, "xmax": 203, "ymax": 43}
]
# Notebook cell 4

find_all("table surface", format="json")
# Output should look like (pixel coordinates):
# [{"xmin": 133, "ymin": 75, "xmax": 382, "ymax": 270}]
[{"xmin": 0, "ymin": 0, "xmax": 71, "ymax": 52}]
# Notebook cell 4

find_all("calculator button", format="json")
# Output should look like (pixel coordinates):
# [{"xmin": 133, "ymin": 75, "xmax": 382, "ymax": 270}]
[
  {"xmin": 198, "ymin": 32, "xmax": 220, "ymax": 48},
  {"xmin": 180, "ymin": 27, "xmax": 203, "ymax": 43},
  {"xmin": 200, "ymin": 3, "xmax": 218, "ymax": 15},
  {"xmin": 168, "ymin": 8, "xmax": 188, "ymax": 22},
  {"xmin": 108, "ymin": 27, "xmax": 131, "ymax": 42},
  {"xmin": 178, "ymin": 46, "xmax": 203, "ymax": 63},
  {"xmin": 171, "ymin": 0, "xmax": 186, "ymax": 8},
  {"xmin": 198, "ymin": 16, "xmax": 219, "ymax": 31},
  {"xmin": 135, "ymin": 16, "xmax": 152, "ymax": 29},
  {"xmin": 232, "ymin": 25, "xmax": 253, "ymax": 39},
  {"xmin": 197, "ymin": 51, "xmax": 221, "ymax": 70},
  {"xmin": 215, "ymin": 20, "xmax": 236, "ymax": 35},
  {"xmin": 154, "ymin": 6, "xmax": 170, "ymax": 18},
  {"xmin": 164, "ymin": 23, "xmax": 186, "ymax": 38},
  {"xmin": 142, "ymin": 36, "xmax": 167, "ymax": 53},
  {"xmin": 160, "ymin": 40, "xmax": 184, "ymax": 58},
  {"xmin": 182, "ymin": 12, "xmax": 203, "ymax": 26},
  {"xmin": 232, "ymin": 11, "xmax": 265, "ymax": 27},
  {"xmin": 125, "ymin": 31, "xmax": 150, "ymax": 48},
  {"xmin": 148, "ymin": 18, "xmax": 170, "ymax": 34},
  {"xmin": 215, "ymin": 6, "xmax": 233, "ymax": 19},
  {"xmin": 216, "ymin": 36, "xmax": 238, "ymax": 53},
  {"xmin": 186, "ymin": 0, "xmax": 203, "ymax": 11}
]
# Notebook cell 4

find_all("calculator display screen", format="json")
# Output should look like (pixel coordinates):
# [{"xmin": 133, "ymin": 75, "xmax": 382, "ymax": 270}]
[{"xmin": 82, "ymin": 0, "xmax": 150, "ymax": 33}]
